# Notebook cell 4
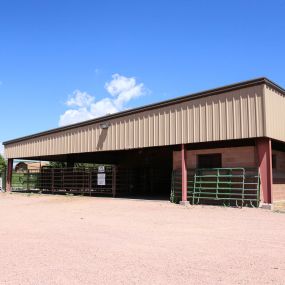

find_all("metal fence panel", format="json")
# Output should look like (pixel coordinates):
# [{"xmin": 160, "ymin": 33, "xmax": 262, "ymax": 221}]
[
  {"xmin": 11, "ymin": 166, "xmax": 116, "ymax": 196},
  {"xmin": 171, "ymin": 168, "xmax": 260, "ymax": 207}
]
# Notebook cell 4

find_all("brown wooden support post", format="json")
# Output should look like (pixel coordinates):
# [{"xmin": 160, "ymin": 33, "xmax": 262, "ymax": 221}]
[
  {"xmin": 6, "ymin": 158, "xmax": 13, "ymax": 192},
  {"xmin": 89, "ymin": 170, "xmax": 92, "ymax": 196},
  {"xmin": 112, "ymin": 165, "xmax": 117, "ymax": 198},
  {"xmin": 256, "ymin": 138, "xmax": 273, "ymax": 205},
  {"xmin": 180, "ymin": 144, "xmax": 189, "ymax": 205},
  {"xmin": 27, "ymin": 169, "xmax": 30, "ymax": 191},
  {"xmin": 51, "ymin": 168, "xmax": 54, "ymax": 193}
]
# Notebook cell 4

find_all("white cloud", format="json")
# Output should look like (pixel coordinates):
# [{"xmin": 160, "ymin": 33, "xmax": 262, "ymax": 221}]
[
  {"xmin": 90, "ymin": 98, "xmax": 119, "ymax": 118},
  {"xmin": 105, "ymin": 73, "xmax": 144, "ymax": 109},
  {"xmin": 59, "ymin": 74, "xmax": 145, "ymax": 126},
  {"xmin": 66, "ymin": 90, "xmax": 94, "ymax": 107},
  {"xmin": 59, "ymin": 108, "xmax": 94, "ymax": 126}
]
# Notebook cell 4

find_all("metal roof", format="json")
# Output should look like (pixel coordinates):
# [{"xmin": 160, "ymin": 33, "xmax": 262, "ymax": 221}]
[{"xmin": 3, "ymin": 77, "xmax": 284, "ymax": 145}]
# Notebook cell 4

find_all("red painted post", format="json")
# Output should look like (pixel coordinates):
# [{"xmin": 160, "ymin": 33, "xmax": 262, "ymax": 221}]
[
  {"xmin": 6, "ymin": 159, "xmax": 13, "ymax": 192},
  {"xmin": 256, "ymin": 138, "xmax": 272, "ymax": 204},
  {"xmin": 180, "ymin": 144, "xmax": 189, "ymax": 205}
]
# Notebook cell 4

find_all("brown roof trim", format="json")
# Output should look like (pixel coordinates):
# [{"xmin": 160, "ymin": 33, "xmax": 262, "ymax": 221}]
[{"xmin": 3, "ymin": 77, "xmax": 284, "ymax": 145}]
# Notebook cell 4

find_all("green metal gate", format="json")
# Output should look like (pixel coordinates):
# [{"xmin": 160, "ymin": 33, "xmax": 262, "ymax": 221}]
[{"xmin": 171, "ymin": 168, "xmax": 260, "ymax": 207}]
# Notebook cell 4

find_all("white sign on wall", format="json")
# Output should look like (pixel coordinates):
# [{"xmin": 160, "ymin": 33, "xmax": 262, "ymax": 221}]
[
  {"xmin": 98, "ymin": 166, "xmax": 105, "ymax": 173},
  {"xmin": 97, "ymin": 173, "xmax": 106, "ymax": 186}
]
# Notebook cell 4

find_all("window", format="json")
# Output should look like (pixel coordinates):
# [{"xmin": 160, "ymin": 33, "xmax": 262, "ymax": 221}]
[
  {"xmin": 272, "ymin": 154, "xmax": 277, "ymax": 169},
  {"xmin": 197, "ymin": 153, "xmax": 222, "ymax": 168}
]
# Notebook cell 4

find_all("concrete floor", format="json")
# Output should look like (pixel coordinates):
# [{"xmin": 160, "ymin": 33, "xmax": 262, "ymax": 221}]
[{"xmin": 0, "ymin": 193, "xmax": 284, "ymax": 285}]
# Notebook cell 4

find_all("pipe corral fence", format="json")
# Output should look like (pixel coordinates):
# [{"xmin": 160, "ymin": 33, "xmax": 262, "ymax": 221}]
[
  {"xmin": 11, "ymin": 166, "xmax": 116, "ymax": 196},
  {"xmin": 171, "ymin": 168, "xmax": 260, "ymax": 207},
  {"xmin": 8, "ymin": 166, "xmax": 260, "ymax": 207}
]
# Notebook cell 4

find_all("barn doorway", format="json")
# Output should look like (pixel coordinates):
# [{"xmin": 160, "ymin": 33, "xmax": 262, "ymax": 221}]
[
  {"xmin": 116, "ymin": 166, "xmax": 172, "ymax": 199},
  {"xmin": 115, "ymin": 147, "xmax": 173, "ymax": 199}
]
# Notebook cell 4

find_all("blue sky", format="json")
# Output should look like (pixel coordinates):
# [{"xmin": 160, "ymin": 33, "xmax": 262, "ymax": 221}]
[{"xmin": 0, "ymin": 0, "xmax": 285, "ymax": 149}]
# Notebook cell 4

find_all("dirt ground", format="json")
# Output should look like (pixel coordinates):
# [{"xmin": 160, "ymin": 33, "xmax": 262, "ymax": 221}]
[{"xmin": 0, "ymin": 193, "xmax": 284, "ymax": 285}]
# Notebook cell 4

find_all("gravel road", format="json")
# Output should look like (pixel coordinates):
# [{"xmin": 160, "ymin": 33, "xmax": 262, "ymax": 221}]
[{"xmin": 0, "ymin": 193, "xmax": 284, "ymax": 285}]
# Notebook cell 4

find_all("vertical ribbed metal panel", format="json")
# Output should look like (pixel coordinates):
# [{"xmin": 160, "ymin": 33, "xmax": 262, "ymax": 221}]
[
  {"xmin": 4, "ymin": 85, "xmax": 265, "ymax": 159},
  {"xmin": 264, "ymin": 85, "xmax": 285, "ymax": 141}
]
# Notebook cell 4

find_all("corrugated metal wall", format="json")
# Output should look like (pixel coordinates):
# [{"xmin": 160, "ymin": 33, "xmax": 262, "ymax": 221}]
[
  {"xmin": 5, "ymin": 85, "xmax": 265, "ymax": 159},
  {"xmin": 264, "ymin": 85, "xmax": 285, "ymax": 142}
]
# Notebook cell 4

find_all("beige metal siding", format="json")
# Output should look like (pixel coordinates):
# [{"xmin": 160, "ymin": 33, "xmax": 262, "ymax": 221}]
[
  {"xmin": 5, "ymin": 85, "xmax": 265, "ymax": 159},
  {"xmin": 264, "ymin": 85, "xmax": 285, "ymax": 141}
]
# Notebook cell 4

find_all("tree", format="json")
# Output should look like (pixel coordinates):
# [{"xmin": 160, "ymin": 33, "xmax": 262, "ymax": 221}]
[
  {"xmin": 48, "ymin": 161, "xmax": 67, "ymax": 168},
  {"xmin": 0, "ymin": 154, "xmax": 6, "ymax": 172},
  {"xmin": 47, "ymin": 162, "xmax": 108, "ymax": 169},
  {"xmin": 74, "ymin": 163, "xmax": 99, "ymax": 169}
]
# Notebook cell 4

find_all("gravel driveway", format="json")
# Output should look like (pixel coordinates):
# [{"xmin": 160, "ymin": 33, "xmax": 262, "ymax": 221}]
[{"xmin": 0, "ymin": 193, "xmax": 284, "ymax": 285}]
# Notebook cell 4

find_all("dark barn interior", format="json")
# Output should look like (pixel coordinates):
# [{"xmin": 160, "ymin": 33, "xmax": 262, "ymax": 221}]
[{"xmin": 19, "ymin": 146, "xmax": 176, "ymax": 199}]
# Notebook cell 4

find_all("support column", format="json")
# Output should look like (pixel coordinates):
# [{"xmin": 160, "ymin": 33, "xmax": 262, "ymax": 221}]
[
  {"xmin": 112, "ymin": 165, "xmax": 117, "ymax": 198},
  {"xmin": 256, "ymin": 138, "xmax": 272, "ymax": 204},
  {"xmin": 6, "ymin": 158, "xmax": 13, "ymax": 192},
  {"xmin": 180, "ymin": 144, "xmax": 189, "ymax": 205}
]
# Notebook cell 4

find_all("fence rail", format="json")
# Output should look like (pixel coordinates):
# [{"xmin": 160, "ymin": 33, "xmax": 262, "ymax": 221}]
[
  {"xmin": 11, "ymin": 166, "xmax": 116, "ymax": 196},
  {"xmin": 171, "ymin": 168, "xmax": 260, "ymax": 207}
]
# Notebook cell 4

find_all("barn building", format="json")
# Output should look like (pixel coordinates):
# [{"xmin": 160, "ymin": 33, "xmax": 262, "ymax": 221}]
[
  {"xmin": 3, "ymin": 78, "xmax": 285, "ymax": 206},
  {"xmin": 14, "ymin": 161, "xmax": 49, "ymax": 173}
]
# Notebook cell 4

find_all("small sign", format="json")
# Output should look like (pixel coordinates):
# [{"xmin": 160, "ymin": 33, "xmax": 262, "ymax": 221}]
[
  {"xmin": 98, "ymin": 165, "xmax": 105, "ymax": 173},
  {"xmin": 97, "ymin": 173, "xmax": 106, "ymax": 186},
  {"xmin": 0, "ymin": 177, "xmax": 2, "ymax": 191}
]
